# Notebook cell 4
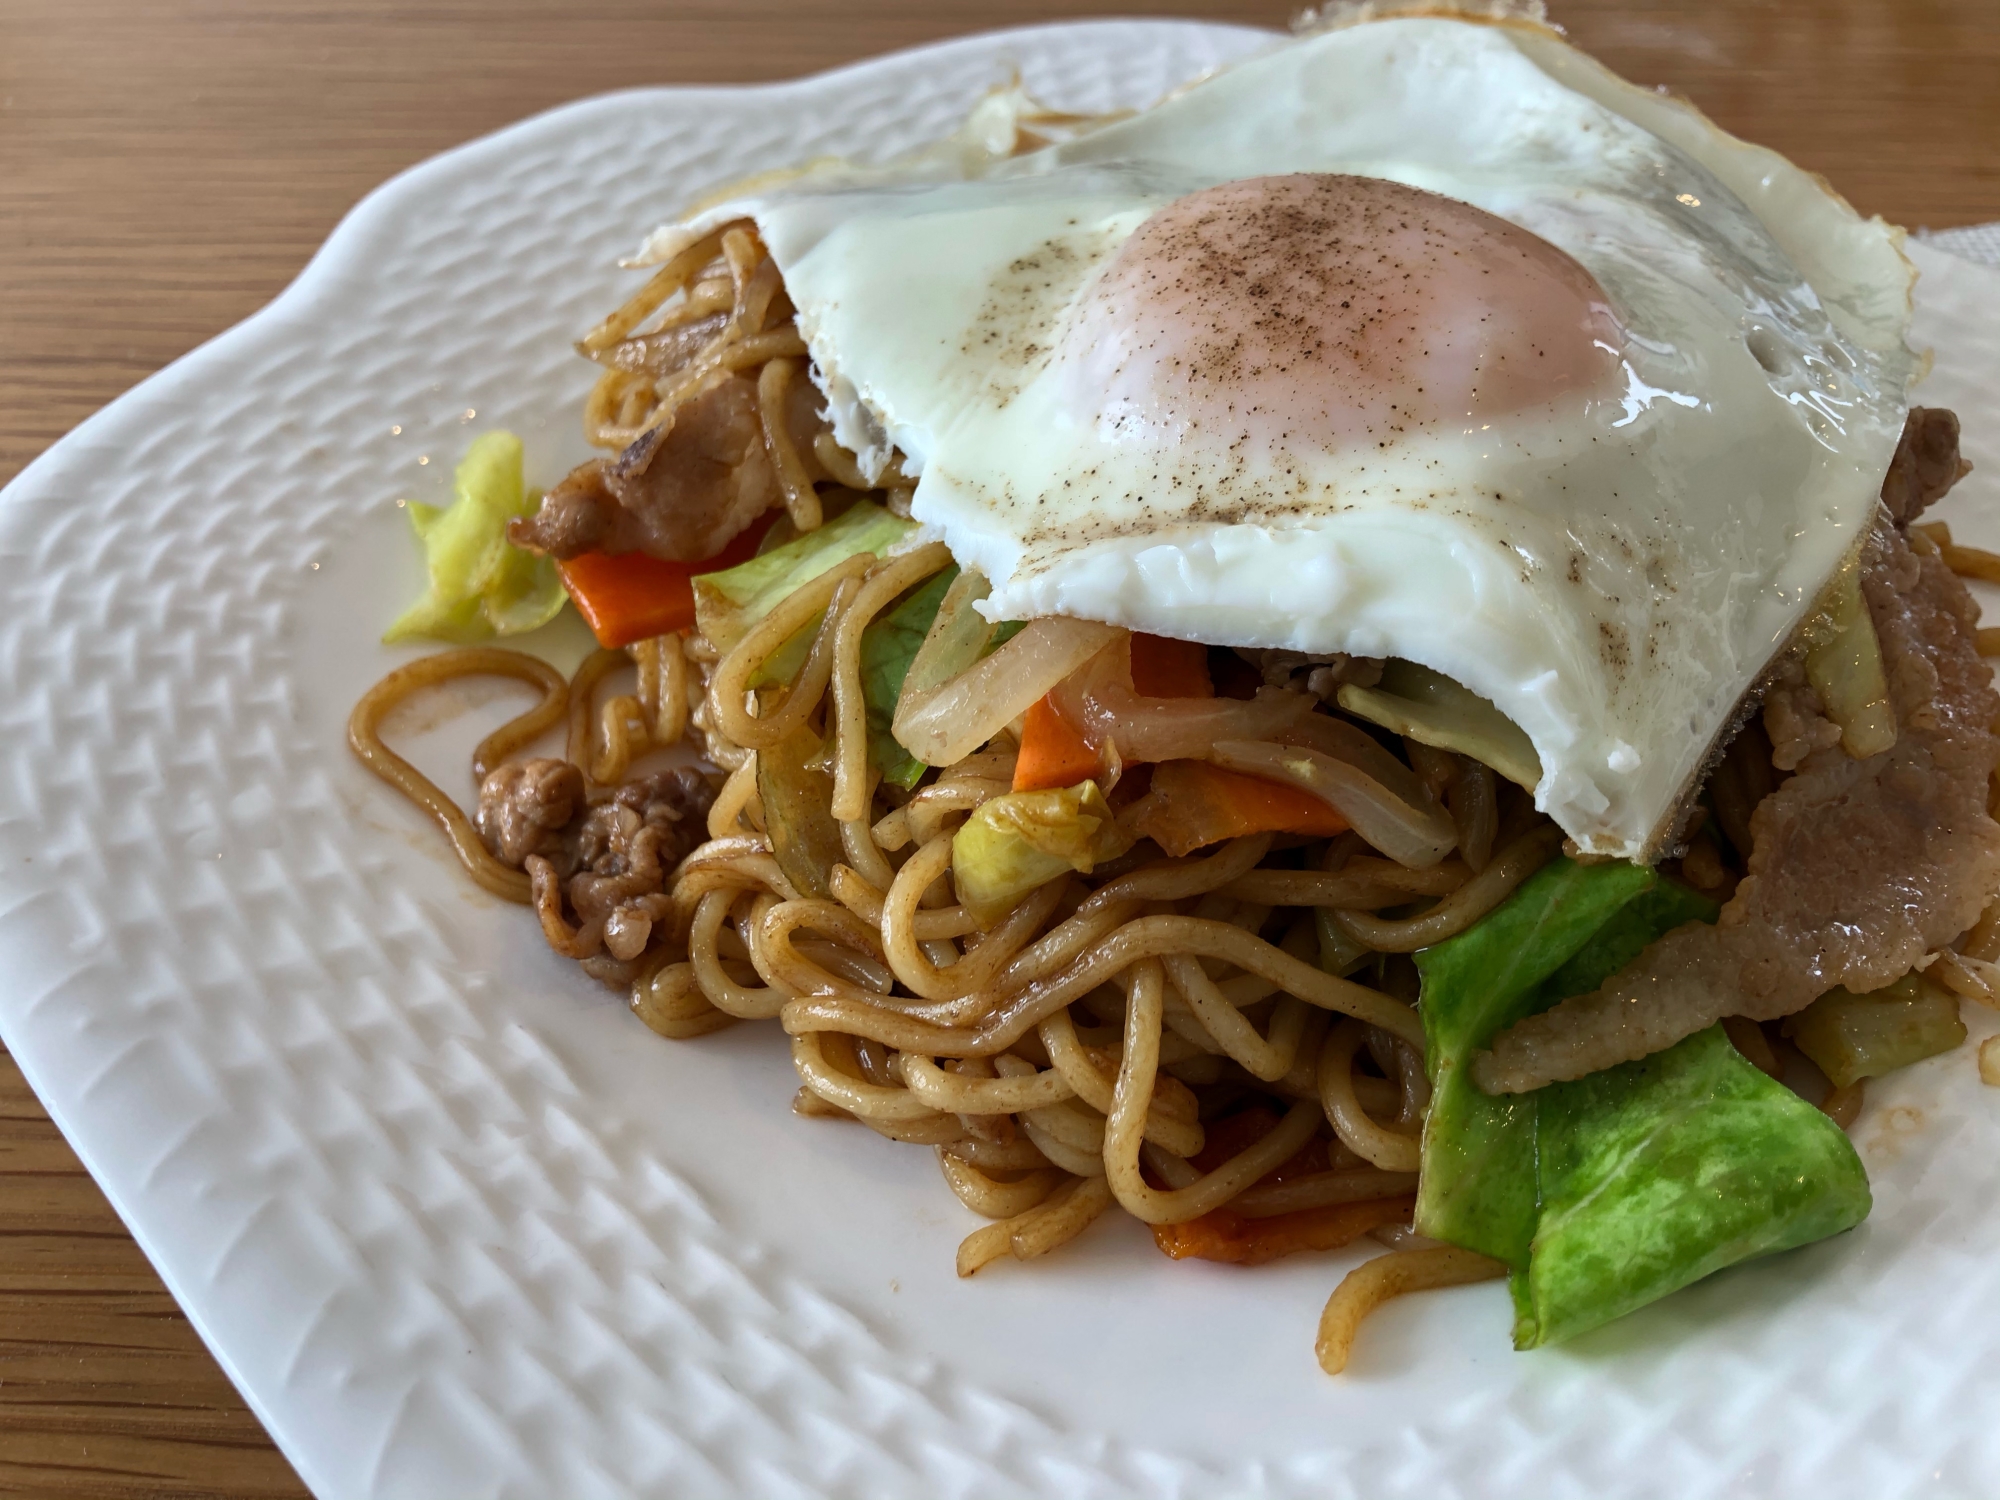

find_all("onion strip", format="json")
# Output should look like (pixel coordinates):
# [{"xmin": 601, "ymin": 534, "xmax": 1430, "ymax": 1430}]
[
  {"xmin": 893, "ymin": 616, "xmax": 1121, "ymax": 768},
  {"xmin": 1209, "ymin": 738, "xmax": 1458, "ymax": 869}
]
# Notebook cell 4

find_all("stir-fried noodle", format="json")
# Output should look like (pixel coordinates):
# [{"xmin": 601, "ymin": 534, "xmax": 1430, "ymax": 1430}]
[{"xmin": 351, "ymin": 223, "xmax": 2000, "ymax": 1374}]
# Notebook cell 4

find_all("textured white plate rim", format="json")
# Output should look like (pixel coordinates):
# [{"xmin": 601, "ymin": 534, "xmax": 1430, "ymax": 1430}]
[
  {"xmin": 0, "ymin": 22, "xmax": 1296, "ymax": 1498},
  {"xmin": 2, "ymin": 19, "xmax": 1998, "ymax": 1500}
]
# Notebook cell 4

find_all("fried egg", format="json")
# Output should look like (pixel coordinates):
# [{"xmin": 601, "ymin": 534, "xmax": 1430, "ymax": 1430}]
[{"xmin": 664, "ymin": 8, "xmax": 1916, "ymax": 859}]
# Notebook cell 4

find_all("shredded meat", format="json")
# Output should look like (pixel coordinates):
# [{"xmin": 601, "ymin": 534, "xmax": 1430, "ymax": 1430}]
[
  {"xmin": 508, "ymin": 375, "xmax": 777, "ymax": 561},
  {"xmin": 479, "ymin": 760, "xmax": 716, "ymax": 984},
  {"xmin": 1879, "ymin": 406, "xmax": 1972, "ymax": 526},
  {"xmin": 1233, "ymin": 648, "xmax": 1384, "ymax": 703},
  {"xmin": 561, "ymin": 769, "xmax": 715, "ymax": 889},
  {"xmin": 476, "ymin": 758, "xmax": 585, "ymax": 867},
  {"xmin": 1473, "ymin": 513, "xmax": 2000, "ymax": 1094}
]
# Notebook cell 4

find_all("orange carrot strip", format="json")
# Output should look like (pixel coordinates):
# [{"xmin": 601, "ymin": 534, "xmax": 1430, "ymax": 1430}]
[
  {"xmin": 1011, "ymin": 694, "xmax": 1103, "ymax": 793},
  {"xmin": 1131, "ymin": 759, "xmax": 1350, "ymax": 856},
  {"xmin": 557, "ymin": 512, "xmax": 773, "ymax": 648},
  {"xmin": 1151, "ymin": 1106, "xmax": 1414, "ymax": 1266},
  {"xmin": 1152, "ymin": 1194, "xmax": 1418, "ymax": 1267},
  {"xmin": 1013, "ymin": 633, "xmax": 1210, "ymax": 792}
]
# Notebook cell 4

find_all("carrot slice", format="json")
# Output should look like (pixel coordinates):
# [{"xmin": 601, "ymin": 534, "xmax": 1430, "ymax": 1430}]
[
  {"xmin": 1012, "ymin": 695, "xmax": 1103, "ymax": 793},
  {"xmin": 1130, "ymin": 759, "xmax": 1349, "ymax": 856},
  {"xmin": 556, "ymin": 511, "xmax": 774, "ymax": 648},
  {"xmin": 1012, "ymin": 632, "xmax": 1210, "ymax": 792},
  {"xmin": 1152, "ymin": 1194, "xmax": 1418, "ymax": 1266}
]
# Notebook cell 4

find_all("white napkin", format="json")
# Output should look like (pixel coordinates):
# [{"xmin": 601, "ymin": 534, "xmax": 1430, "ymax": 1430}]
[
  {"xmin": 1908, "ymin": 238, "xmax": 2000, "ymax": 557},
  {"xmin": 1919, "ymin": 221, "xmax": 2000, "ymax": 269}
]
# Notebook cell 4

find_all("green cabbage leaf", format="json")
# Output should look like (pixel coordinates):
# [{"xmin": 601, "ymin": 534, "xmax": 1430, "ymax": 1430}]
[
  {"xmin": 385, "ymin": 431, "xmax": 566, "ymax": 642},
  {"xmin": 951, "ymin": 781, "xmax": 1131, "ymax": 925},
  {"xmin": 859, "ymin": 564, "xmax": 961, "ymax": 791},
  {"xmin": 692, "ymin": 500, "xmax": 914, "ymax": 658},
  {"xmin": 1415, "ymin": 858, "xmax": 1871, "ymax": 1348}
]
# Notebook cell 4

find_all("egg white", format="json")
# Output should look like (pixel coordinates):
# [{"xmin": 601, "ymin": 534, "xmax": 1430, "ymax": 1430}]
[{"xmin": 669, "ymin": 11, "xmax": 1916, "ymax": 860}]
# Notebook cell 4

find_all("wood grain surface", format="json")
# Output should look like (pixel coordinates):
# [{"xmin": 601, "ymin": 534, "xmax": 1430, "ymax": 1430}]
[{"xmin": 1, "ymin": 1, "xmax": 1996, "ymax": 1494}]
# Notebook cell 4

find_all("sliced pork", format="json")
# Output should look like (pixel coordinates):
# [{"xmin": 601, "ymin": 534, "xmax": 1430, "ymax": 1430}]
[
  {"xmin": 509, "ymin": 375, "xmax": 777, "ymax": 561},
  {"xmin": 1475, "ymin": 470, "xmax": 1999, "ymax": 1093}
]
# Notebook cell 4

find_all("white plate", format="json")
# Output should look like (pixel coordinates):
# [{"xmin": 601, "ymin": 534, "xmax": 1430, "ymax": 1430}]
[{"xmin": 4, "ymin": 21, "xmax": 2000, "ymax": 1500}]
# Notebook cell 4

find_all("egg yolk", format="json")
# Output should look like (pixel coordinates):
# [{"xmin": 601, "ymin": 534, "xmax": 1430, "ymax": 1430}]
[{"xmin": 1062, "ymin": 173, "xmax": 1624, "ymax": 451}]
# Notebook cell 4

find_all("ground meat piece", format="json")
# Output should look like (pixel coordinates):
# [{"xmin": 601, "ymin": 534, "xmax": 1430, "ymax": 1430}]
[
  {"xmin": 1233, "ymin": 648, "xmax": 1384, "ymax": 703},
  {"xmin": 1879, "ymin": 406, "xmax": 1971, "ymax": 525},
  {"xmin": 476, "ymin": 758, "xmax": 586, "ymax": 867},
  {"xmin": 522, "ymin": 766, "xmax": 719, "ymax": 978},
  {"xmin": 481, "ymin": 756, "xmax": 717, "ymax": 981},
  {"xmin": 508, "ymin": 375, "xmax": 777, "ymax": 560},
  {"xmin": 564, "ymin": 768, "xmax": 715, "ymax": 891},
  {"xmin": 1473, "ymin": 515, "xmax": 2000, "ymax": 1093}
]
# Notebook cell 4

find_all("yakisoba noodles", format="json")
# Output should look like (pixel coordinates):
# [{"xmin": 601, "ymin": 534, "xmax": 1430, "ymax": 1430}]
[
  {"xmin": 349, "ymin": 216, "xmax": 1523, "ymax": 1364},
  {"xmin": 355, "ymin": 9, "xmax": 2000, "ymax": 1373}
]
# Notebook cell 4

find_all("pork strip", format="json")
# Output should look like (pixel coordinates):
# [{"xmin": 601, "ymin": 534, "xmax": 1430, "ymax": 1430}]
[
  {"xmin": 1881, "ymin": 406, "xmax": 1973, "ymax": 526},
  {"xmin": 509, "ymin": 374, "xmax": 779, "ymax": 561},
  {"xmin": 1474, "ymin": 510, "xmax": 2000, "ymax": 1094}
]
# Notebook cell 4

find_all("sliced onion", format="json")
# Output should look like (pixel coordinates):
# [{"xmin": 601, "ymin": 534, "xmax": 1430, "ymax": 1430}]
[
  {"xmin": 893, "ymin": 616, "xmax": 1122, "ymax": 768},
  {"xmin": 1276, "ymin": 713, "xmax": 1444, "ymax": 816},
  {"xmin": 1050, "ymin": 635, "xmax": 1313, "ymax": 764},
  {"xmin": 1208, "ymin": 738, "xmax": 1459, "ymax": 869},
  {"xmin": 1336, "ymin": 661, "xmax": 1543, "ymax": 792}
]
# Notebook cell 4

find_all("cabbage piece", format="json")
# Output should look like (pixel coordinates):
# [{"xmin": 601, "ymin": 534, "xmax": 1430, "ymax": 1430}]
[
  {"xmin": 385, "ymin": 432, "xmax": 566, "ymax": 642},
  {"xmin": 886, "ymin": 565, "xmax": 1068, "ymax": 770},
  {"xmin": 902, "ymin": 568, "xmax": 1000, "ymax": 704},
  {"xmin": 859, "ymin": 564, "xmax": 961, "ymax": 791},
  {"xmin": 746, "ymin": 619, "xmax": 820, "ymax": 690},
  {"xmin": 744, "ymin": 558, "xmax": 1021, "ymax": 789},
  {"xmin": 1337, "ymin": 660, "xmax": 1542, "ymax": 790},
  {"xmin": 1416, "ymin": 859, "xmax": 1870, "ymax": 1348},
  {"xmin": 1802, "ymin": 551, "xmax": 1897, "ymax": 759},
  {"xmin": 693, "ymin": 500, "xmax": 914, "ymax": 655},
  {"xmin": 1784, "ymin": 971, "xmax": 1966, "ymax": 1088},
  {"xmin": 951, "ymin": 781, "xmax": 1131, "ymax": 925},
  {"xmin": 1518, "ymin": 1025, "xmax": 1871, "ymax": 1348},
  {"xmin": 1315, "ymin": 908, "xmax": 1371, "ymax": 977},
  {"xmin": 1417, "ymin": 858, "xmax": 1661, "ymax": 1266}
]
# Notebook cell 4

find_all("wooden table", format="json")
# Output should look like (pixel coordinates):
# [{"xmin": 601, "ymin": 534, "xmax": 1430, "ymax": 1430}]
[{"xmin": 2, "ymin": 1, "xmax": 1996, "ymax": 1494}]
